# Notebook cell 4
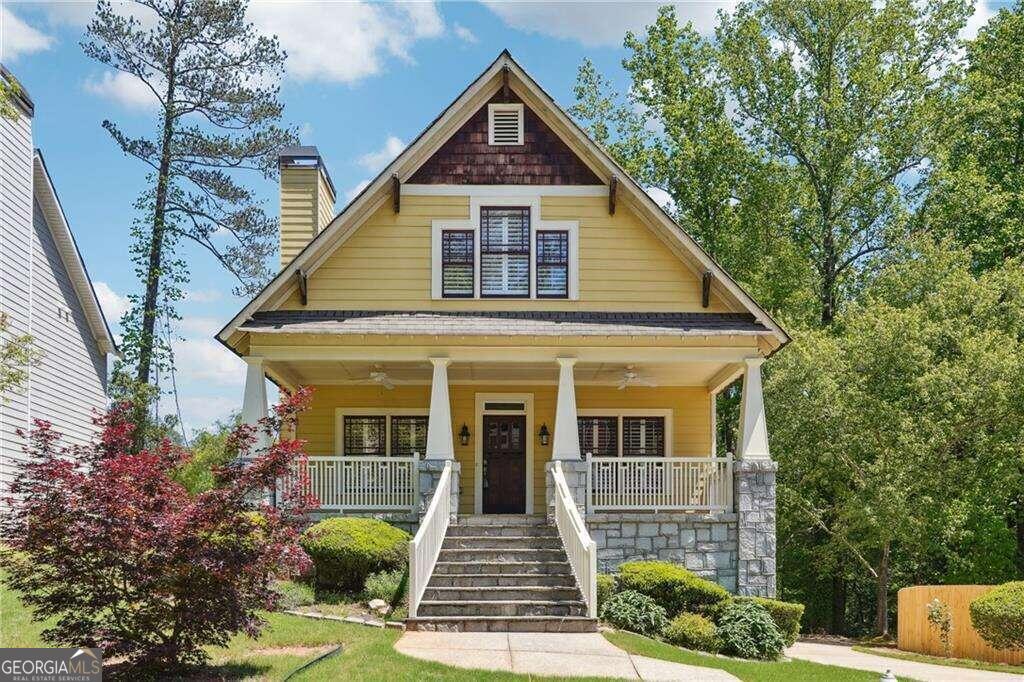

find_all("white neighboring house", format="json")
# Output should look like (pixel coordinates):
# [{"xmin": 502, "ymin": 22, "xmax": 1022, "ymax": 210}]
[{"xmin": 0, "ymin": 68, "xmax": 118, "ymax": 489}]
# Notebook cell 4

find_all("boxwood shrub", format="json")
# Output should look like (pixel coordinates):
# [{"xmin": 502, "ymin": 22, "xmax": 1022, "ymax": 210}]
[
  {"xmin": 716, "ymin": 600, "xmax": 786, "ymax": 660},
  {"xmin": 596, "ymin": 573, "xmax": 616, "ymax": 612},
  {"xmin": 970, "ymin": 581, "xmax": 1024, "ymax": 650},
  {"xmin": 617, "ymin": 560, "xmax": 731, "ymax": 616},
  {"xmin": 735, "ymin": 596, "xmax": 804, "ymax": 646},
  {"xmin": 600, "ymin": 589, "xmax": 668, "ymax": 637},
  {"xmin": 664, "ymin": 612, "xmax": 722, "ymax": 653},
  {"xmin": 299, "ymin": 517, "xmax": 410, "ymax": 591}
]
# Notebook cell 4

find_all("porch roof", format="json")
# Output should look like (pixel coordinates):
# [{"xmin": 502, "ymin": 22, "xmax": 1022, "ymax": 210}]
[{"xmin": 239, "ymin": 310, "xmax": 771, "ymax": 338}]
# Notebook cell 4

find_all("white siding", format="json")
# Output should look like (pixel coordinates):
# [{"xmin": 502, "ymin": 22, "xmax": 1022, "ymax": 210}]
[{"xmin": 0, "ymin": 107, "xmax": 108, "ymax": 491}]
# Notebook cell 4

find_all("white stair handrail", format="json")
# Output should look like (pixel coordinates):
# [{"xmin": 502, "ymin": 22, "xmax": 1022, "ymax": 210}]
[
  {"xmin": 551, "ymin": 461, "xmax": 598, "ymax": 619},
  {"xmin": 408, "ymin": 460, "xmax": 454, "ymax": 619}
]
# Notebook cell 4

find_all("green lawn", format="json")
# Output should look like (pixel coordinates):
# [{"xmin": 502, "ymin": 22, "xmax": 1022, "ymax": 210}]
[
  {"xmin": 852, "ymin": 645, "xmax": 1024, "ymax": 676},
  {"xmin": 604, "ymin": 631, "xmax": 889, "ymax": 682}
]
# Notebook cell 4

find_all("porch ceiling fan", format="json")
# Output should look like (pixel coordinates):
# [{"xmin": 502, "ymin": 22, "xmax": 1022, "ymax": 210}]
[
  {"xmin": 356, "ymin": 364, "xmax": 395, "ymax": 390},
  {"xmin": 617, "ymin": 365, "xmax": 657, "ymax": 390}
]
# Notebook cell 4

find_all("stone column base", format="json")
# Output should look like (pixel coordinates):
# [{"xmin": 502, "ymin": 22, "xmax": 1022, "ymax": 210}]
[
  {"xmin": 418, "ymin": 459, "xmax": 460, "ymax": 523},
  {"xmin": 734, "ymin": 459, "xmax": 778, "ymax": 597},
  {"xmin": 545, "ymin": 460, "xmax": 587, "ymax": 522}
]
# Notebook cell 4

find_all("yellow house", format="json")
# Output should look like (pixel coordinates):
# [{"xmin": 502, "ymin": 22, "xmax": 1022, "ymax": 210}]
[{"xmin": 217, "ymin": 51, "xmax": 788, "ymax": 632}]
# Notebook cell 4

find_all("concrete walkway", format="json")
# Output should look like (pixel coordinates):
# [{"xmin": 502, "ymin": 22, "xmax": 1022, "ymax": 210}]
[
  {"xmin": 787, "ymin": 641, "xmax": 1022, "ymax": 682},
  {"xmin": 395, "ymin": 631, "xmax": 739, "ymax": 680}
]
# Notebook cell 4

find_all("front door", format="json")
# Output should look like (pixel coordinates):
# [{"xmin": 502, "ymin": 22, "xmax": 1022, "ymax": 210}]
[{"xmin": 482, "ymin": 415, "xmax": 527, "ymax": 514}]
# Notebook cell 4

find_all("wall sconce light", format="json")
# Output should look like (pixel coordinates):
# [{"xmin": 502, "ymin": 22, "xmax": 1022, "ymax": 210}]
[
  {"xmin": 459, "ymin": 424, "xmax": 470, "ymax": 446},
  {"xmin": 539, "ymin": 423, "xmax": 550, "ymax": 447}
]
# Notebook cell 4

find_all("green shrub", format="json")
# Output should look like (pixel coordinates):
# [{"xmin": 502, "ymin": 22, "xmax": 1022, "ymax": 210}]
[
  {"xmin": 716, "ymin": 600, "xmax": 786, "ymax": 660},
  {"xmin": 362, "ymin": 569, "xmax": 405, "ymax": 604},
  {"xmin": 597, "ymin": 574, "xmax": 616, "ymax": 612},
  {"xmin": 601, "ymin": 590, "xmax": 668, "ymax": 637},
  {"xmin": 617, "ymin": 561, "xmax": 731, "ymax": 616},
  {"xmin": 273, "ymin": 580, "xmax": 315, "ymax": 609},
  {"xmin": 299, "ymin": 517, "xmax": 410, "ymax": 591},
  {"xmin": 735, "ymin": 596, "xmax": 804, "ymax": 646},
  {"xmin": 664, "ymin": 613, "xmax": 722, "ymax": 653},
  {"xmin": 970, "ymin": 581, "xmax": 1024, "ymax": 650}
]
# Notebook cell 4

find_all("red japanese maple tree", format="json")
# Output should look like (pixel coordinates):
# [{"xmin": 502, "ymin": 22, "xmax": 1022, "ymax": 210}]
[{"xmin": 1, "ymin": 388, "xmax": 316, "ymax": 671}]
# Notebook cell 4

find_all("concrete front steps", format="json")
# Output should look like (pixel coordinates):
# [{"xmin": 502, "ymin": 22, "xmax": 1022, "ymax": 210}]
[{"xmin": 407, "ymin": 515, "xmax": 598, "ymax": 633}]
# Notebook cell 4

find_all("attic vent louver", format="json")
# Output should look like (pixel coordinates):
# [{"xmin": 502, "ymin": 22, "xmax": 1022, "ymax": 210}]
[{"xmin": 488, "ymin": 103, "xmax": 524, "ymax": 145}]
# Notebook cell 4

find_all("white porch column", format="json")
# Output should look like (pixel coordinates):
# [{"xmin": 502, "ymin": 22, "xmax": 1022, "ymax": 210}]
[
  {"xmin": 425, "ymin": 357, "xmax": 454, "ymax": 460},
  {"xmin": 241, "ymin": 356, "xmax": 269, "ymax": 455},
  {"xmin": 552, "ymin": 357, "xmax": 581, "ymax": 461},
  {"xmin": 737, "ymin": 356, "xmax": 771, "ymax": 460}
]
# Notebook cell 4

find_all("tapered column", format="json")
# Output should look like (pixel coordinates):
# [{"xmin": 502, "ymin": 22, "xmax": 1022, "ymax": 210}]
[
  {"xmin": 425, "ymin": 357, "xmax": 454, "ymax": 460},
  {"xmin": 552, "ymin": 357, "xmax": 581, "ymax": 461},
  {"xmin": 737, "ymin": 357, "xmax": 770, "ymax": 460},
  {"xmin": 241, "ymin": 356, "xmax": 269, "ymax": 456}
]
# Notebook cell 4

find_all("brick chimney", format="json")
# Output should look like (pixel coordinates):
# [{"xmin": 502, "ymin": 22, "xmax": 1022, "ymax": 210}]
[{"xmin": 278, "ymin": 146, "xmax": 336, "ymax": 268}]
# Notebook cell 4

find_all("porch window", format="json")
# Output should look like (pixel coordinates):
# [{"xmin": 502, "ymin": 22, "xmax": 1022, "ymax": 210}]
[
  {"xmin": 480, "ymin": 207, "xmax": 530, "ymax": 297},
  {"xmin": 441, "ymin": 230, "xmax": 474, "ymax": 297},
  {"xmin": 536, "ymin": 230, "xmax": 569, "ymax": 298},
  {"xmin": 578, "ymin": 416, "xmax": 618, "ymax": 457},
  {"xmin": 622, "ymin": 416, "xmax": 666, "ymax": 457},
  {"xmin": 343, "ymin": 416, "xmax": 386, "ymax": 456},
  {"xmin": 391, "ymin": 416, "xmax": 428, "ymax": 456}
]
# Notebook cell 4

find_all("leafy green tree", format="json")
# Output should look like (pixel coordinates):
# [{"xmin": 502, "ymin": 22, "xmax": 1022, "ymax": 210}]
[
  {"xmin": 0, "ymin": 313, "xmax": 40, "ymax": 398},
  {"xmin": 82, "ymin": 0, "xmax": 296, "ymax": 407},
  {"xmin": 921, "ymin": 2, "xmax": 1024, "ymax": 272},
  {"xmin": 173, "ymin": 414, "xmax": 240, "ymax": 494}
]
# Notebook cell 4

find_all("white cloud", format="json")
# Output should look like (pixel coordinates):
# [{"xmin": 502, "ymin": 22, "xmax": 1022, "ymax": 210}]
[
  {"xmin": 344, "ymin": 179, "xmax": 371, "ymax": 203},
  {"xmin": 177, "ymin": 316, "xmax": 222, "ymax": 337},
  {"xmin": 646, "ymin": 186, "xmax": 676, "ymax": 213},
  {"xmin": 453, "ymin": 22, "xmax": 478, "ymax": 44},
  {"xmin": 184, "ymin": 289, "xmax": 222, "ymax": 304},
  {"xmin": 162, "ymin": 394, "xmax": 239, "ymax": 435},
  {"xmin": 248, "ymin": 1, "xmax": 444, "ymax": 84},
  {"xmin": 1, "ymin": 6, "xmax": 54, "ymax": 60},
  {"xmin": 358, "ymin": 135, "xmax": 406, "ymax": 173},
  {"xmin": 481, "ymin": 1, "xmax": 734, "ymax": 47},
  {"xmin": 83, "ymin": 70, "xmax": 159, "ymax": 110},
  {"xmin": 93, "ymin": 281, "xmax": 130, "ymax": 324},
  {"xmin": 962, "ymin": 0, "xmax": 996, "ymax": 40},
  {"xmin": 172, "ymin": 334, "xmax": 244, "ymax": 388}
]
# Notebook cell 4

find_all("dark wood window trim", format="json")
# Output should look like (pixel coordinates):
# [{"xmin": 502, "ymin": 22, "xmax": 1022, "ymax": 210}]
[
  {"xmin": 536, "ymin": 230, "xmax": 569, "ymax": 299},
  {"xmin": 480, "ymin": 206, "xmax": 531, "ymax": 299},
  {"xmin": 441, "ymin": 229, "xmax": 474, "ymax": 298}
]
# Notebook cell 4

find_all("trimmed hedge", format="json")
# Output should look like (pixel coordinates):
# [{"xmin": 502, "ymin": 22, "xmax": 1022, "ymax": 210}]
[
  {"xmin": 664, "ymin": 613, "xmax": 722, "ymax": 653},
  {"xmin": 617, "ymin": 560, "xmax": 731, "ymax": 616},
  {"xmin": 736, "ymin": 596, "xmax": 804, "ymax": 646},
  {"xmin": 597, "ymin": 573, "xmax": 616, "ymax": 612},
  {"xmin": 970, "ymin": 581, "xmax": 1024, "ymax": 650},
  {"xmin": 300, "ymin": 517, "xmax": 410, "ymax": 591},
  {"xmin": 601, "ymin": 590, "xmax": 668, "ymax": 637},
  {"xmin": 716, "ymin": 600, "xmax": 786, "ymax": 660}
]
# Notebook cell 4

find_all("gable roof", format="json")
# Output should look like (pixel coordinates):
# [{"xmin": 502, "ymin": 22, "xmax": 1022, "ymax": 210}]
[
  {"xmin": 33, "ymin": 151, "xmax": 118, "ymax": 356},
  {"xmin": 218, "ymin": 50, "xmax": 789, "ymax": 351}
]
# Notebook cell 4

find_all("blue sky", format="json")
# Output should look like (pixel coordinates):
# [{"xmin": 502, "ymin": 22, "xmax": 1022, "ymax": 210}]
[{"xmin": 0, "ymin": 0, "xmax": 1003, "ymax": 435}]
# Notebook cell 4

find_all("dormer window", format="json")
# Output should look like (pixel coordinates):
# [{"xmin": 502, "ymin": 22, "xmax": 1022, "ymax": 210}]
[{"xmin": 488, "ymin": 103, "xmax": 524, "ymax": 145}]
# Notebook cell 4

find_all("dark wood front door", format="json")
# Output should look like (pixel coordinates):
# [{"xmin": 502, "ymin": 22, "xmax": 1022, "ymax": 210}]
[{"xmin": 482, "ymin": 415, "xmax": 527, "ymax": 514}]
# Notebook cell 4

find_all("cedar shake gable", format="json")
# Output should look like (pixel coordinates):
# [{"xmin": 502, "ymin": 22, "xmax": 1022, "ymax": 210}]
[{"xmin": 408, "ymin": 92, "xmax": 601, "ymax": 185}]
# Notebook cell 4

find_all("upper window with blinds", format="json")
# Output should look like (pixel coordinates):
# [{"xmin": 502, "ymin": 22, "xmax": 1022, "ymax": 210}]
[
  {"xmin": 441, "ymin": 230, "xmax": 474, "ymax": 297},
  {"xmin": 488, "ymin": 103, "xmax": 524, "ymax": 145},
  {"xmin": 481, "ymin": 207, "xmax": 530, "ymax": 297}
]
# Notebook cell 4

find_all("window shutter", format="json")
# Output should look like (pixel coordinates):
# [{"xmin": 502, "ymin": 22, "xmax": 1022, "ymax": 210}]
[{"xmin": 488, "ymin": 104, "xmax": 524, "ymax": 145}]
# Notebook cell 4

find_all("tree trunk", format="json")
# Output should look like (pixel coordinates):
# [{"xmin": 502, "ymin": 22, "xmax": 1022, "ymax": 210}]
[
  {"xmin": 875, "ymin": 541, "xmax": 891, "ymax": 637},
  {"xmin": 1014, "ymin": 494, "xmax": 1024, "ymax": 573},
  {"xmin": 830, "ymin": 568, "xmax": 846, "ymax": 635}
]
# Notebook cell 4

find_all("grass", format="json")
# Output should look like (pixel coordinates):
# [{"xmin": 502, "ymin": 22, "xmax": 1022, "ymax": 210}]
[
  {"xmin": 604, "ymin": 631, "xmax": 886, "ymax": 682},
  {"xmin": 852, "ymin": 644, "xmax": 1024, "ymax": 676}
]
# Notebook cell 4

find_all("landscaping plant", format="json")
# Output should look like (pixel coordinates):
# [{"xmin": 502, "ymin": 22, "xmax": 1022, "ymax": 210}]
[
  {"xmin": 664, "ymin": 613, "xmax": 722, "ymax": 654},
  {"xmin": 926, "ymin": 597, "xmax": 953, "ymax": 657},
  {"xmin": 617, "ymin": 560, "xmax": 731, "ymax": 616},
  {"xmin": 362, "ymin": 569, "xmax": 406, "ymax": 604},
  {"xmin": 597, "ymin": 573, "xmax": 617, "ymax": 612},
  {"xmin": 600, "ymin": 590, "xmax": 669, "ymax": 637},
  {"xmin": 0, "ymin": 389, "xmax": 315, "ymax": 671},
  {"xmin": 735, "ymin": 596, "xmax": 804, "ymax": 647},
  {"xmin": 716, "ymin": 600, "xmax": 786, "ymax": 660},
  {"xmin": 970, "ymin": 581, "xmax": 1024, "ymax": 650},
  {"xmin": 300, "ymin": 517, "xmax": 410, "ymax": 591}
]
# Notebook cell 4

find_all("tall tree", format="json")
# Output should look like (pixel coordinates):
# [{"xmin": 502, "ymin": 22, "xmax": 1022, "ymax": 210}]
[
  {"xmin": 82, "ymin": 0, "xmax": 295, "ymax": 397},
  {"xmin": 716, "ymin": 0, "xmax": 971, "ymax": 325}
]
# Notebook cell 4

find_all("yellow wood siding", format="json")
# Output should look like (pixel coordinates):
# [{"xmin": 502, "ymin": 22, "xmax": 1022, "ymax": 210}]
[
  {"xmin": 280, "ymin": 166, "xmax": 334, "ymax": 268},
  {"xmin": 295, "ymin": 383, "xmax": 712, "ymax": 516},
  {"xmin": 279, "ymin": 194, "xmax": 728, "ymax": 311}
]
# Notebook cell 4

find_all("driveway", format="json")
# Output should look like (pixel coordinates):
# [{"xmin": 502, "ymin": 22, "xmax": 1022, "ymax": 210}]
[
  {"xmin": 787, "ymin": 641, "xmax": 1022, "ymax": 682},
  {"xmin": 396, "ymin": 631, "xmax": 739, "ymax": 681}
]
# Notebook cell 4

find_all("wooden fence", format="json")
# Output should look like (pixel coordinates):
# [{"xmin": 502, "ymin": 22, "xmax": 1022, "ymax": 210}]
[{"xmin": 897, "ymin": 585, "xmax": 1024, "ymax": 664}]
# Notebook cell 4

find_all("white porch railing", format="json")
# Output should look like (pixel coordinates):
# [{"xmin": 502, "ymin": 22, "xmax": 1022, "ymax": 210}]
[
  {"xmin": 552, "ymin": 461, "xmax": 598, "ymax": 619},
  {"xmin": 408, "ymin": 460, "xmax": 454, "ymax": 619},
  {"xmin": 587, "ymin": 454, "xmax": 733, "ymax": 512},
  {"xmin": 290, "ymin": 455, "xmax": 420, "ymax": 511}
]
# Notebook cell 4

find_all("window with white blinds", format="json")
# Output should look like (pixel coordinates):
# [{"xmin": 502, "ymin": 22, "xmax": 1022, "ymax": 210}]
[
  {"xmin": 622, "ymin": 417, "xmax": 666, "ymax": 457},
  {"xmin": 342, "ymin": 414, "xmax": 428, "ymax": 456},
  {"xmin": 536, "ymin": 230, "xmax": 569, "ymax": 298},
  {"xmin": 480, "ymin": 207, "xmax": 530, "ymax": 297},
  {"xmin": 441, "ymin": 230, "xmax": 474, "ymax": 297},
  {"xmin": 578, "ymin": 417, "xmax": 618, "ymax": 457}
]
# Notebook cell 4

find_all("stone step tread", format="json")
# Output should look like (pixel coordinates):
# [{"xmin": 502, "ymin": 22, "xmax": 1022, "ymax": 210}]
[
  {"xmin": 458, "ymin": 515, "xmax": 547, "ymax": 526},
  {"xmin": 420, "ymin": 599, "xmax": 587, "ymax": 607},
  {"xmin": 428, "ymin": 574, "xmax": 577, "ymax": 584},
  {"xmin": 426, "ymin": 585, "xmax": 579, "ymax": 592},
  {"xmin": 443, "ymin": 535, "xmax": 559, "ymax": 541},
  {"xmin": 433, "ymin": 561, "xmax": 571, "ymax": 568},
  {"xmin": 405, "ymin": 616, "xmax": 599, "ymax": 632},
  {"xmin": 439, "ymin": 548, "xmax": 566, "ymax": 554}
]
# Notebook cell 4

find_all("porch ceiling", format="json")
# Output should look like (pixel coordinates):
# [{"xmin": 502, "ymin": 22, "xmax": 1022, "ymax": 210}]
[{"xmin": 267, "ymin": 359, "xmax": 730, "ymax": 387}]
